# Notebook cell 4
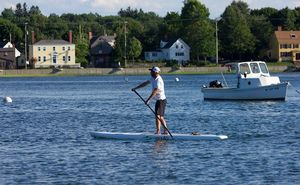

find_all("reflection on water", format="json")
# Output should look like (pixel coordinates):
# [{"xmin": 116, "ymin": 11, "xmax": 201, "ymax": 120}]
[{"xmin": 153, "ymin": 140, "xmax": 168, "ymax": 153}]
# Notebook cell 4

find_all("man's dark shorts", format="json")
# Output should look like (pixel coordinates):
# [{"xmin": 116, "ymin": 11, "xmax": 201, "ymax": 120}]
[{"xmin": 155, "ymin": 99, "xmax": 167, "ymax": 116}]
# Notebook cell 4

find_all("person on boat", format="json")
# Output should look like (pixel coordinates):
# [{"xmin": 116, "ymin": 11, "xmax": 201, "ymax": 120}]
[{"xmin": 132, "ymin": 66, "xmax": 168, "ymax": 135}]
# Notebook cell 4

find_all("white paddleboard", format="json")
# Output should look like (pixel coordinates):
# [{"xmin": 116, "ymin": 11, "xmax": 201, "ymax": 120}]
[{"xmin": 90, "ymin": 131, "xmax": 228, "ymax": 141}]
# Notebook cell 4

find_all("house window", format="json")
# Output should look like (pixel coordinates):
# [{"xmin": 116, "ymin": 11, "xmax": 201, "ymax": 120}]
[
  {"xmin": 38, "ymin": 56, "xmax": 41, "ymax": 61},
  {"xmin": 38, "ymin": 47, "xmax": 41, "ymax": 51},
  {"xmin": 152, "ymin": 53, "xmax": 157, "ymax": 57},
  {"xmin": 53, "ymin": 47, "xmax": 56, "ymax": 51},
  {"xmin": 63, "ymin": 56, "xmax": 66, "ymax": 62},
  {"xmin": 296, "ymin": 53, "xmax": 300, "ymax": 60},
  {"xmin": 293, "ymin": 44, "xmax": 299, "ymax": 48},
  {"xmin": 68, "ymin": 56, "xmax": 71, "ymax": 61},
  {"xmin": 291, "ymin": 34, "xmax": 296, "ymax": 38},
  {"xmin": 176, "ymin": 52, "xmax": 184, "ymax": 56},
  {"xmin": 68, "ymin": 46, "xmax": 71, "ymax": 51},
  {"xmin": 176, "ymin": 45, "xmax": 178, "ymax": 49},
  {"xmin": 62, "ymin": 46, "xmax": 65, "ymax": 51},
  {"xmin": 280, "ymin": 52, "xmax": 291, "ymax": 57},
  {"xmin": 280, "ymin": 44, "xmax": 292, "ymax": 49},
  {"xmin": 43, "ymin": 56, "xmax": 46, "ymax": 62},
  {"xmin": 43, "ymin": 47, "xmax": 46, "ymax": 51},
  {"xmin": 181, "ymin": 45, "xmax": 184, "ymax": 49}
]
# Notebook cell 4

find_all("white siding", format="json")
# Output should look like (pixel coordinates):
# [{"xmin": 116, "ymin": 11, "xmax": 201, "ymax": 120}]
[{"xmin": 144, "ymin": 38, "xmax": 190, "ymax": 63}]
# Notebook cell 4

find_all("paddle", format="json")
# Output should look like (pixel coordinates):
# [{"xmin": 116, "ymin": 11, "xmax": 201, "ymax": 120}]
[{"xmin": 132, "ymin": 89, "xmax": 173, "ymax": 138}]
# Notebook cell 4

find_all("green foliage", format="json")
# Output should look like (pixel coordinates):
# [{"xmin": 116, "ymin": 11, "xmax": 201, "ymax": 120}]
[
  {"xmin": 75, "ymin": 37, "xmax": 89, "ymax": 67},
  {"xmin": 165, "ymin": 60, "xmax": 180, "ymax": 68},
  {"xmin": 0, "ymin": 18, "xmax": 23, "ymax": 43},
  {"xmin": 180, "ymin": 0, "xmax": 215, "ymax": 61},
  {"xmin": 249, "ymin": 15, "xmax": 273, "ymax": 58},
  {"xmin": 128, "ymin": 37, "xmax": 142, "ymax": 61},
  {"xmin": 161, "ymin": 12, "xmax": 181, "ymax": 39},
  {"xmin": 114, "ymin": 25, "xmax": 126, "ymax": 63},
  {"xmin": 219, "ymin": 2, "xmax": 255, "ymax": 60},
  {"xmin": 270, "ymin": 7, "xmax": 297, "ymax": 30},
  {"xmin": 1, "ymin": 2, "xmax": 300, "ymax": 65}
]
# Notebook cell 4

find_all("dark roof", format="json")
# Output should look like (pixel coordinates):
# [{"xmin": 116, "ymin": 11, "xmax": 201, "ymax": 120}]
[
  {"xmin": 90, "ymin": 35, "xmax": 116, "ymax": 55},
  {"xmin": 33, "ymin": 40, "xmax": 71, "ymax": 45},
  {"xmin": 90, "ymin": 35, "xmax": 115, "ymax": 48},
  {"xmin": 161, "ymin": 38, "xmax": 178, "ymax": 49}
]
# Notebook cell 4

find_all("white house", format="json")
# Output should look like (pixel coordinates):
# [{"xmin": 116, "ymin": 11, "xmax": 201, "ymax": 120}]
[
  {"xmin": 144, "ymin": 38, "xmax": 190, "ymax": 64},
  {"xmin": 0, "ymin": 41, "xmax": 21, "ymax": 57}
]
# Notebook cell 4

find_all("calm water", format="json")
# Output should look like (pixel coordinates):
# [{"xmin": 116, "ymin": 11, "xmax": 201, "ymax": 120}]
[{"xmin": 0, "ymin": 73, "xmax": 300, "ymax": 184}]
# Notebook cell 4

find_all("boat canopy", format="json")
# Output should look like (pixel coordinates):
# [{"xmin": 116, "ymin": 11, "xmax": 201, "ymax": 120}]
[{"xmin": 231, "ymin": 61, "xmax": 270, "ymax": 78}]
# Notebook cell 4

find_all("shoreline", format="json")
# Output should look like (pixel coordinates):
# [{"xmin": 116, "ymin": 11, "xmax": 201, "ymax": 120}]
[{"xmin": 0, "ymin": 66, "xmax": 293, "ymax": 77}]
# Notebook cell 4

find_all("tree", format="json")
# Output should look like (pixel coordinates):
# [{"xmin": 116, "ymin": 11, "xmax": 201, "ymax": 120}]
[
  {"xmin": 160, "ymin": 12, "xmax": 181, "ymax": 39},
  {"xmin": 271, "ymin": 7, "xmax": 297, "ymax": 30},
  {"xmin": 29, "ymin": 6, "xmax": 42, "ymax": 15},
  {"xmin": 118, "ymin": 7, "xmax": 139, "ymax": 18},
  {"xmin": 114, "ymin": 26, "xmax": 126, "ymax": 66},
  {"xmin": 1, "ymin": 8, "xmax": 15, "ymax": 22},
  {"xmin": 45, "ymin": 14, "xmax": 68, "ymax": 39},
  {"xmin": 0, "ymin": 18, "xmax": 22, "ymax": 44},
  {"xmin": 128, "ymin": 37, "xmax": 142, "ymax": 62},
  {"xmin": 295, "ymin": 7, "xmax": 300, "ymax": 29},
  {"xmin": 180, "ymin": 0, "xmax": 215, "ymax": 62},
  {"xmin": 219, "ymin": 2, "xmax": 255, "ymax": 60},
  {"xmin": 76, "ymin": 37, "xmax": 89, "ymax": 68},
  {"xmin": 251, "ymin": 7, "xmax": 278, "ymax": 18}
]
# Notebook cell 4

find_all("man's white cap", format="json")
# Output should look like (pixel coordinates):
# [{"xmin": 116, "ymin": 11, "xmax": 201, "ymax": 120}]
[{"xmin": 149, "ymin": 66, "xmax": 160, "ymax": 73}]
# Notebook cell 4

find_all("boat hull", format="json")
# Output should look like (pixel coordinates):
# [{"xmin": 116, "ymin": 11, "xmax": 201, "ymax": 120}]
[
  {"xmin": 202, "ymin": 82, "xmax": 288, "ymax": 100},
  {"xmin": 90, "ymin": 131, "xmax": 228, "ymax": 140}
]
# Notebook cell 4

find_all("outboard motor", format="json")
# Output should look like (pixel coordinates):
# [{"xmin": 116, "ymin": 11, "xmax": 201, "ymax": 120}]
[{"xmin": 209, "ymin": 80, "xmax": 223, "ymax": 88}]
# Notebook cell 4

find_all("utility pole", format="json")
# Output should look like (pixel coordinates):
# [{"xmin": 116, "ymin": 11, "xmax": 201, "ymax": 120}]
[
  {"xmin": 24, "ymin": 22, "xmax": 28, "ymax": 69},
  {"xmin": 124, "ymin": 21, "xmax": 128, "ymax": 68}
]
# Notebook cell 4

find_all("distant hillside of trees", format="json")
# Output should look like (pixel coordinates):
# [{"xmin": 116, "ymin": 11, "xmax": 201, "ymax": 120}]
[{"xmin": 1, "ymin": 0, "xmax": 300, "ymax": 66}]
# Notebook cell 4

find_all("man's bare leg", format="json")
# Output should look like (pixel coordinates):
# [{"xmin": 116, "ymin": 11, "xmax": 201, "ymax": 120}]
[{"xmin": 155, "ymin": 116, "xmax": 161, "ymax": 134}]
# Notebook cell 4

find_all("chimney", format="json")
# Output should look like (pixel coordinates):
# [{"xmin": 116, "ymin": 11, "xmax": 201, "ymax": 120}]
[
  {"xmin": 31, "ymin": 31, "xmax": 35, "ymax": 44},
  {"xmin": 88, "ymin": 32, "xmax": 93, "ymax": 41},
  {"xmin": 69, "ymin": 31, "xmax": 72, "ymax": 44},
  {"xmin": 278, "ymin": 26, "xmax": 282, "ymax": 31}
]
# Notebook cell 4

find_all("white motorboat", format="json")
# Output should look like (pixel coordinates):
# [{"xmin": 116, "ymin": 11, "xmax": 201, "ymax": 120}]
[{"xmin": 201, "ymin": 61, "xmax": 288, "ymax": 100}]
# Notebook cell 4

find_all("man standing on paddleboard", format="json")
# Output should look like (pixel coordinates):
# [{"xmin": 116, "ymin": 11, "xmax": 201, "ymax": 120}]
[{"xmin": 132, "ymin": 66, "xmax": 168, "ymax": 135}]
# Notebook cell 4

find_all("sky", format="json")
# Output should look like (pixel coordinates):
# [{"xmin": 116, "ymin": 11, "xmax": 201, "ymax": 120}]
[{"xmin": 0, "ymin": 0, "xmax": 300, "ymax": 19}]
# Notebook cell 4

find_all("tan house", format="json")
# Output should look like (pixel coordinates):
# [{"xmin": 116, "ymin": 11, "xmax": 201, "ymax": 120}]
[
  {"xmin": 29, "ymin": 32, "xmax": 79, "ymax": 68},
  {"xmin": 269, "ymin": 26, "xmax": 300, "ymax": 62}
]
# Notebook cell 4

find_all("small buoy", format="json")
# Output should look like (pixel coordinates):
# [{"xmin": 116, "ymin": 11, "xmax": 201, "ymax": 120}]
[
  {"xmin": 175, "ymin": 77, "xmax": 179, "ymax": 82},
  {"xmin": 3, "ymin": 96, "xmax": 12, "ymax": 103}
]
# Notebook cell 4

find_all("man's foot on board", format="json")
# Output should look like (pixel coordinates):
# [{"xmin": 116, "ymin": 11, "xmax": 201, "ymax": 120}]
[
  {"xmin": 162, "ymin": 131, "xmax": 168, "ymax": 135},
  {"xmin": 155, "ymin": 131, "xmax": 160, "ymax": 135}
]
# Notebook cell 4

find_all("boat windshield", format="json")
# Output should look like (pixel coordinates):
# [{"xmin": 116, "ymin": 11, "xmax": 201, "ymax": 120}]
[
  {"xmin": 239, "ymin": 63, "xmax": 251, "ymax": 74},
  {"xmin": 250, "ymin": 63, "xmax": 260, "ymax": 73},
  {"xmin": 259, "ymin": 63, "xmax": 269, "ymax": 74}
]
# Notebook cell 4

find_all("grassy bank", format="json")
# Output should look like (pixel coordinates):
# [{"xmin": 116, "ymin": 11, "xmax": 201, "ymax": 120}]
[{"xmin": 0, "ymin": 65, "xmax": 292, "ymax": 78}]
